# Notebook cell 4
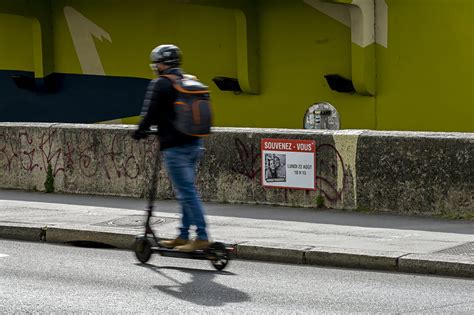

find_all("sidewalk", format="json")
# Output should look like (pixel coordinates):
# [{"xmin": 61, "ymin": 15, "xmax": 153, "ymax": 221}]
[{"xmin": 0, "ymin": 190, "xmax": 472, "ymax": 278}]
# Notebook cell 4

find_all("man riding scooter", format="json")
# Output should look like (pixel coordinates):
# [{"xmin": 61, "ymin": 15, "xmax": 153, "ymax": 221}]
[{"xmin": 132, "ymin": 44, "xmax": 210, "ymax": 252}]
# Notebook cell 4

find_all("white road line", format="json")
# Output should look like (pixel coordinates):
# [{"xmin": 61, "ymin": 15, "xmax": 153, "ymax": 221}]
[{"xmin": 0, "ymin": 254, "xmax": 9, "ymax": 258}]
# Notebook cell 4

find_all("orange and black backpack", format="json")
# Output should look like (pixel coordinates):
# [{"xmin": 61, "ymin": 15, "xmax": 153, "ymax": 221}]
[{"xmin": 161, "ymin": 74, "xmax": 212, "ymax": 137}]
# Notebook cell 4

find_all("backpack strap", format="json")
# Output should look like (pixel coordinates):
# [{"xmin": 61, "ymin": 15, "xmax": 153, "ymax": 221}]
[
  {"xmin": 160, "ymin": 74, "xmax": 179, "ymax": 83},
  {"xmin": 161, "ymin": 74, "xmax": 210, "ymax": 94}
]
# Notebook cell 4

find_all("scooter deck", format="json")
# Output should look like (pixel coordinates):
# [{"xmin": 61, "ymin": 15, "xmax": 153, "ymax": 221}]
[{"xmin": 151, "ymin": 247, "xmax": 216, "ymax": 260}]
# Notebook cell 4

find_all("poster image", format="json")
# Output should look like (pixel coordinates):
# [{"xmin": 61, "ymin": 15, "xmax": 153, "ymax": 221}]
[
  {"xmin": 261, "ymin": 138, "xmax": 316, "ymax": 190},
  {"xmin": 264, "ymin": 153, "xmax": 286, "ymax": 182}
]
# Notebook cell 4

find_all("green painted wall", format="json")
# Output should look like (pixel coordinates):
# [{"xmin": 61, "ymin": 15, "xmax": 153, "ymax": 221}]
[{"xmin": 0, "ymin": 0, "xmax": 472, "ymax": 131}]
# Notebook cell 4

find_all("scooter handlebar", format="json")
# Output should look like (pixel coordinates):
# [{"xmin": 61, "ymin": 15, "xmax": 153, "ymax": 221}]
[{"xmin": 143, "ymin": 129, "xmax": 158, "ymax": 135}]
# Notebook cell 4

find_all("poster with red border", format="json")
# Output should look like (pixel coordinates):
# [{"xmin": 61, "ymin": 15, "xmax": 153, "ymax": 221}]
[{"xmin": 261, "ymin": 138, "xmax": 317, "ymax": 190}]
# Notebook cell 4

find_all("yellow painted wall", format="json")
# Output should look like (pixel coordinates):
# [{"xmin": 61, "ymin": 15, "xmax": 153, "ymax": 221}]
[
  {"xmin": 51, "ymin": 0, "xmax": 236, "ymax": 79},
  {"xmin": 0, "ymin": 13, "xmax": 34, "ymax": 71},
  {"xmin": 256, "ymin": 0, "xmax": 375, "ymax": 129},
  {"xmin": 50, "ymin": 0, "xmax": 376, "ymax": 129},
  {"xmin": 0, "ymin": 0, "xmax": 472, "ymax": 131},
  {"xmin": 377, "ymin": 0, "xmax": 474, "ymax": 131}
]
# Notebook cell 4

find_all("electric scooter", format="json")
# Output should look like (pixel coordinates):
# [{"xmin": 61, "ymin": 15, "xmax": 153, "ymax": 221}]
[{"xmin": 133, "ymin": 132, "xmax": 232, "ymax": 270}]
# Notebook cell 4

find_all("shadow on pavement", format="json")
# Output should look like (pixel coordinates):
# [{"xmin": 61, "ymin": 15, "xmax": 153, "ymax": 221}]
[{"xmin": 139, "ymin": 263, "xmax": 250, "ymax": 307}]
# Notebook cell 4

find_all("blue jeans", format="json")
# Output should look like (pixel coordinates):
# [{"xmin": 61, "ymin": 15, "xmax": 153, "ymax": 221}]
[{"xmin": 162, "ymin": 139, "xmax": 208, "ymax": 241}]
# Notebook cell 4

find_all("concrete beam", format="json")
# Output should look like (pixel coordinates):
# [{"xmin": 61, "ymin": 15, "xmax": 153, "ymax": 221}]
[
  {"xmin": 307, "ymin": 0, "xmax": 376, "ymax": 95},
  {"xmin": 0, "ymin": 0, "xmax": 54, "ymax": 78},
  {"xmin": 175, "ymin": 0, "xmax": 260, "ymax": 94}
]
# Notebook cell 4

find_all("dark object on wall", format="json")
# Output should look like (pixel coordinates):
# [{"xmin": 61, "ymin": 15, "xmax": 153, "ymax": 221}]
[
  {"xmin": 44, "ymin": 163, "xmax": 55, "ymax": 193},
  {"xmin": 11, "ymin": 75, "xmax": 36, "ymax": 91},
  {"xmin": 212, "ymin": 77, "xmax": 241, "ymax": 94},
  {"xmin": 10, "ymin": 74, "xmax": 61, "ymax": 93},
  {"xmin": 40, "ymin": 74, "xmax": 61, "ymax": 93},
  {"xmin": 324, "ymin": 74, "xmax": 355, "ymax": 93}
]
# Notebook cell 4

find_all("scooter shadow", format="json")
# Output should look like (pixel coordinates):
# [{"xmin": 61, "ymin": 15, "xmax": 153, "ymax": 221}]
[{"xmin": 138, "ymin": 263, "xmax": 250, "ymax": 307}]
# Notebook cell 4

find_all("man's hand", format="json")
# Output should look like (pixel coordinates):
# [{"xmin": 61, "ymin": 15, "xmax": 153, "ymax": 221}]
[{"xmin": 131, "ymin": 129, "xmax": 148, "ymax": 141}]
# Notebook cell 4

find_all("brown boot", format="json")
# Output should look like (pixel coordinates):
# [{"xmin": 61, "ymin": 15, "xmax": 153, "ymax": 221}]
[
  {"xmin": 159, "ymin": 237, "xmax": 188, "ymax": 249},
  {"xmin": 175, "ymin": 239, "xmax": 210, "ymax": 252}
]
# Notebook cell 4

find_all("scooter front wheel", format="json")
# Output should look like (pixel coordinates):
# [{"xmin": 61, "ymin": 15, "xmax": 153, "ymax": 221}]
[
  {"xmin": 134, "ymin": 236, "xmax": 152, "ymax": 264},
  {"xmin": 209, "ymin": 242, "xmax": 230, "ymax": 271}
]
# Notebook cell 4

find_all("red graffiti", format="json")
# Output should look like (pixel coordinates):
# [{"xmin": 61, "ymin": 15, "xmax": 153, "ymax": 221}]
[
  {"xmin": 64, "ymin": 143, "xmax": 75, "ymax": 168},
  {"xmin": 102, "ymin": 134, "xmax": 140, "ymax": 179},
  {"xmin": 17, "ymin": 131, "xmax": 38, "ymax": 172},
  {"xmin": 0, "ymin": 128, "xmax": 159, "ymax": 181},
  {"xmin": 0, "ymin": 132, "xmax": 19, "ymax": 172},
  {"xmin": 316, "ymin": 143, "xmax": 348, "ymax": 203},
  {"xmin": 77, "ymin": 139, "xmax": 98, "ymax": 178},
  {"xmin": 232, "ymin": 138, "xmax": 261, "ymax": 180},
  {"xmin": 38, "ymin": 129, "xmax": 64, "ymax": 176},
  {"xmin": 74, "ymin": 131, "xmax": 158, "ymax": 180}
]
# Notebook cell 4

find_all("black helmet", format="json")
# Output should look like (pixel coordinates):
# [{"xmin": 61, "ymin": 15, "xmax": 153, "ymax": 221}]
[{"xmin": 150, "ymin": 44, "xmax": 181, "ymax": 66}]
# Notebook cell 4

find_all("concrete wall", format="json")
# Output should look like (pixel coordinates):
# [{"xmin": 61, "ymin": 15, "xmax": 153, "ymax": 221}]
[{"xmin": 1, "ymin": 123, "xmax": 472, "ymax": 217}]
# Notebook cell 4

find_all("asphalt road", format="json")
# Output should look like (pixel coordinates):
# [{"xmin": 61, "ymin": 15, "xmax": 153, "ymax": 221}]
[{"xmin": 0, "ymin": 240, "xmax": 473, "ymax": 314}]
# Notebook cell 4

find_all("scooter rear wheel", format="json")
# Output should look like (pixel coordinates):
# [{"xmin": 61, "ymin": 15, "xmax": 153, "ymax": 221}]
[
  {"xmin": 134, "ymin": 236, "xmax": 152, "ymax": 264},
  {"xmin": 209, "ymin": 242, "xmax": 229, "ymax": 271}
]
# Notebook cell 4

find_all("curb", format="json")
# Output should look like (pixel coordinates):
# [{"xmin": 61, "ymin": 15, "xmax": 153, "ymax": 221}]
[
  {"xmin": 0, "ymin": 225, "xmax": 472, "ymax": 278},
  {"xmin": 0, "ymin": 224, "xmax": 45, "ymax": 242},
  {"xmin": 45, "ymin": 227, "xmax": 137, "ymax": 249},
  {"xmin": 398, "ymin": 253, "xmax": 474, "ymax": 278},
  {"xmin": 234, "ymin": 243, "xmax": 404, "ymax": 272},
  {"xmin": 235, "ymin": 242, "xmax": 310, "ymax": 264},
  {"xmin": 304, "ymin": 247, "xmax": 405, "ymax": 271}
]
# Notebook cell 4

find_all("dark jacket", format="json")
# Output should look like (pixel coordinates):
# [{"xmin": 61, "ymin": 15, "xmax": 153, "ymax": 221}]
[{"xmin": 138, "ymin": 68, "xmax": 197, "ymax": 150}]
